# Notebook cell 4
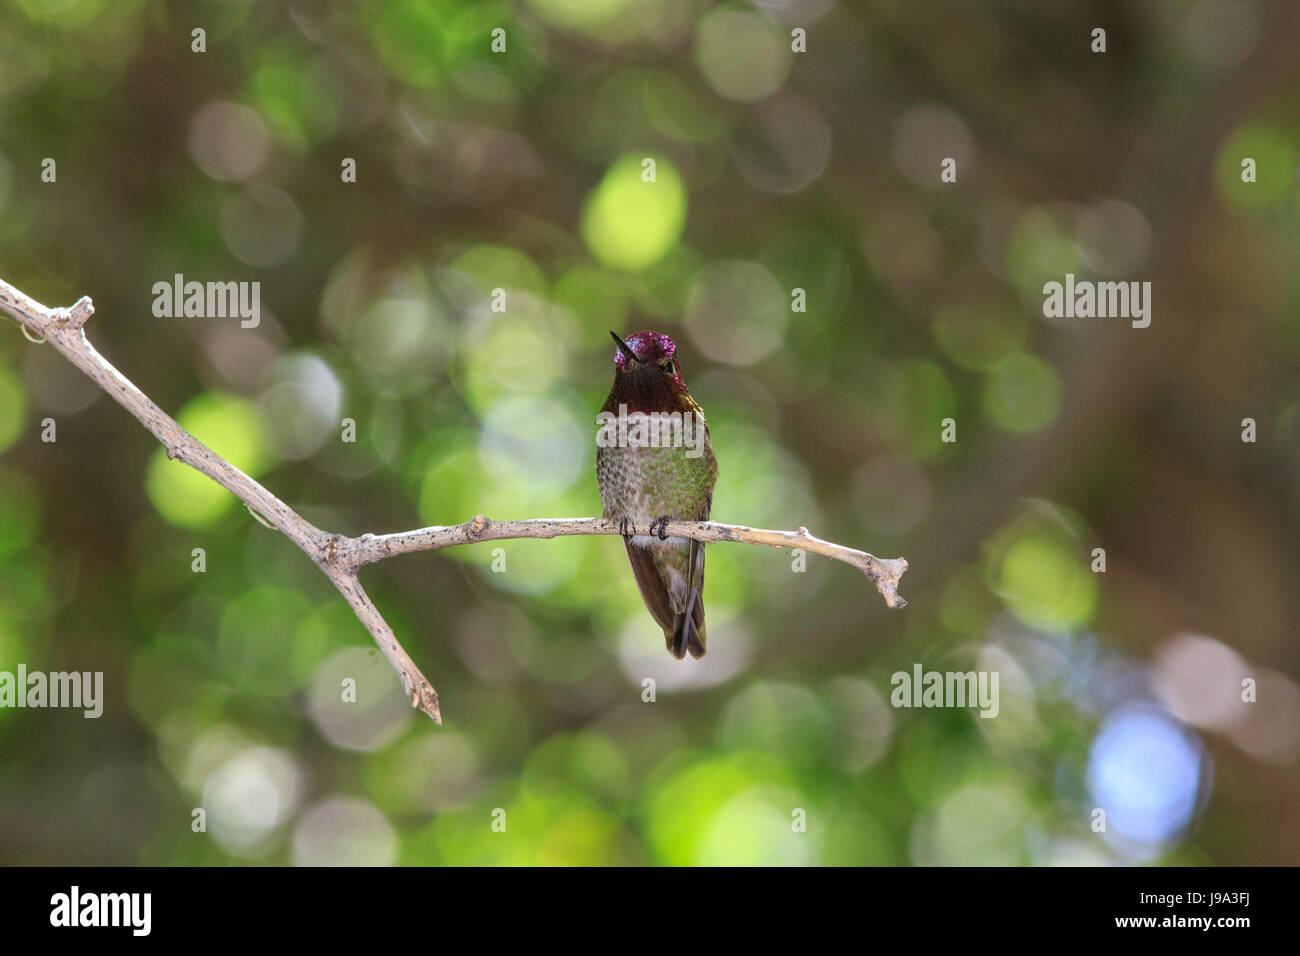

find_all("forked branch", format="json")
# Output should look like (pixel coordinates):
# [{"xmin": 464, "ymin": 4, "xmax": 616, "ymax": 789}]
[{"xmin": 0, "ymin": 278, "xmax": 908, "ymax": 725}]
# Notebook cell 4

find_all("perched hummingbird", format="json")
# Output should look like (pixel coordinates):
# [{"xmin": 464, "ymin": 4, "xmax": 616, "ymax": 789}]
[{"xmin": 596, "ymin": 331, "xmax": 719, "ymax": 659}]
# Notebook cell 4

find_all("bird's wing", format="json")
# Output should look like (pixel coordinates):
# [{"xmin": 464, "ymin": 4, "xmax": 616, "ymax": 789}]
[{"xmin": 623, "ymin": 538, "xmax": 675, "ymax": 637}]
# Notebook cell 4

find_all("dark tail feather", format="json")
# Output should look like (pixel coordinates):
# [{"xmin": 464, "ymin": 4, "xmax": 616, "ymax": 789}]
[
  {"xmin": 668, "ymin": 620, "xmax": 687, "ymax": 659},
  {"xmin": 669, "ymin": 604, "xmax": 705, "ymax": 659},
  {"xmin": 686, "ymin": 595, "xmax": 706, "ymax": 658},
  {"xmin": 686, "ymin": 539, "xmax": 706, "ymax": 658},
  {"xmin": 670, "ymin": 544, "xmax": 706, "ymax": 659}
]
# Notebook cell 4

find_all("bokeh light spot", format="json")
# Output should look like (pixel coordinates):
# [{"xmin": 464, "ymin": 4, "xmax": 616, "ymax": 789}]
[
  {"xmin": 581, "ymin": 154, "xmax": 687, "ymax": 271},
  {"xmin": 145, "ymin": 392, "xmax": 270, "ymax": 529}
]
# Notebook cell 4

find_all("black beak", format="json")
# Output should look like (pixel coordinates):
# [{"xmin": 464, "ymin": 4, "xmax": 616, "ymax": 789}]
[{"xmin": 609, "ymin": 331, "xmax": 643, "ymax": 364}]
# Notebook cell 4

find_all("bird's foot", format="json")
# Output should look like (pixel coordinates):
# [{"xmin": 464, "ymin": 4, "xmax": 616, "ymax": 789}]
[
  {"xmin": 617, "ymin": 516, "xmax": 634, "ymax": 540},
  {"xmin": 649, "ymin": 515, "xmax": 671, "ymax": 540}
]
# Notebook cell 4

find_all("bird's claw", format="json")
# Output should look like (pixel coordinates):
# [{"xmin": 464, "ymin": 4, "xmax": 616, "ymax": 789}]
[
  {"xmin": 650, "ymin": 515, "xmax": 671, "ymax": 540},
  {"xmin": 618, "ymin": 516, "xmax": 633, "ymax": 540}
]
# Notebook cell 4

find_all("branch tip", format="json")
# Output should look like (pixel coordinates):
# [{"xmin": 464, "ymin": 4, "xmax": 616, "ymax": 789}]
[
  {"xmin": 66, "ymin": 296, "xmax": 94, "ymax": 326},
  {"xmin": 407, "ymin": 678, "xmax": 442, "ymax": 724}
]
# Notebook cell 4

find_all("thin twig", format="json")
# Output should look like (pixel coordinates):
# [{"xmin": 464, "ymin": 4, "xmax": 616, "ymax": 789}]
[
  {"xmin": 0, "ymin": 278, "xmax": 909, "ymax": 724},
  {"xmin": 339, "ymin": 516, "xmax": 908, "ymax": 609}
]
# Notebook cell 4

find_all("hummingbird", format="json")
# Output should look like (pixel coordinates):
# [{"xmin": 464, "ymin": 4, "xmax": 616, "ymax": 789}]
[{"xmin": 596, "ymin": 331, "xmax": 718, "ymax": 659}]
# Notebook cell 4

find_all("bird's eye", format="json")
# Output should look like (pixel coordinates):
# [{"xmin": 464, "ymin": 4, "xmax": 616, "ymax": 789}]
[{"xmin": 665, "ymin": 361, "xmax": 675, "ymax": 375}]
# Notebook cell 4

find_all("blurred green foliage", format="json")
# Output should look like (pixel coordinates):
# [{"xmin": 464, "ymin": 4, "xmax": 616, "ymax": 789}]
[{"xmin": 0, "ymin": 0, "xmax": 1298, "ymax": 866}]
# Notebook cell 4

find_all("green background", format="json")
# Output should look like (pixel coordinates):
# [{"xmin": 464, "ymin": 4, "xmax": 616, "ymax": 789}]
[{"xmin": 0, "ymin": 0, "xmax": 1297, "ymax": 865}]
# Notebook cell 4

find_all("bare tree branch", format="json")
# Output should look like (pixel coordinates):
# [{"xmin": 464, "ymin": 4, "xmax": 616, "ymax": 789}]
[
  {"xmin": 0, "ymin": 278, "xmax": 909, "ymax": 725},
  {"xmin": 339, "ymin": 516, "xmax": 908, "ymax": 608}
]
